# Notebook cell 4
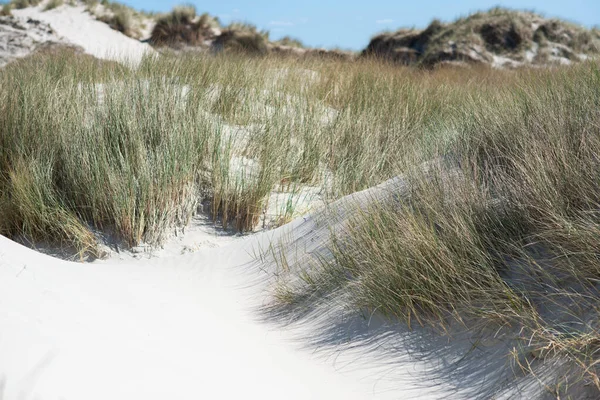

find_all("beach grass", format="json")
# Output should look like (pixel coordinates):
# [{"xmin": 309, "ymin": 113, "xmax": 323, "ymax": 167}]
[
  {"xmin": 44, "ymin": 0, "xmax": 64, "ymax": 11},
  {"xmin": 1, "ymin": 49, "xmax": 599, "ymax": 396},
  {"xmin": 268, "ymin": 60, "xmax": 600, "ymax": 397},
  {"xmin": 0, "ymin": 50, "xmax": 453, "ymax": 253}
]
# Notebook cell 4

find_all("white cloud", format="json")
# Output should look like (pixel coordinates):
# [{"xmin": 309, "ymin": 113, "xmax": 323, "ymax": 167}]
[
  {"xmin": 269, "ymin": 20, "xmax": 294, "ymax": 26},
  {"xmin": 376, "ymin": 19, "xmax": 394, "ymax": 24},
  {"xmin": 232, "ymin": 8, "xmax": 240, "ymax": 13}
]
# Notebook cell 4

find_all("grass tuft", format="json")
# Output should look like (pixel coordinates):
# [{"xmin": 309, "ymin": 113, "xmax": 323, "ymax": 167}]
[
  {"xmin": 0, "ymin": 3, "xmax": 12, "ymax": 15},
  {"xmin": 272, "ymin": 36, "xmax": 305, "ymax": 48},
  {"xmin": 9, "ymin": 0, "xmax": 41, "ymax": 9},
  {"xmin": 44, "ymin": 0, "xmax": 63, "ymax": 11},
  {"xmin": 150, "ymin": 5, "xmax": 212, "ymax": 47},
  {"xmin": 97, "ymin": 3, "xmax": 133, "ymax": 36}
]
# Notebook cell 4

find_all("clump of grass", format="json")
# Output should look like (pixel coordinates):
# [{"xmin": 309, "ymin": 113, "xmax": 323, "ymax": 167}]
[
  {"xmin": 10, "ymin": 0, "xmax": 41, "ymax": 9},
  {"xmin": 534, "ymin": 19, "xmax": 600, "ymax": 53},
  {"xmin": 227, "ymin": 21, "xmax": 264, "ymax": 34},
  {"xmin": 97, "ymin": 3, "xmax": 133, "ymax": 36},
  {"xmin": 273, "ymin": 36, "xmax": 305, "ymax": 48},
  {"xmin": 81, "ymin": 0, "xmax": 98, "ymax": 8},
  {"xmin": 198, "ymin": 12, "xmax": 220, "ymax": 30},
  {"xmin": 0, "ymin": 51, "xmax": 206, "ymax": 252},
  {"xmin": 150, "ymin": 5, "xmax": 212, "ymax": 47},
  {"xmin": 0, "ymin": 3, "xmax": 12, "ymax": 15},
  {"xmin": 213, "ymin": 28, "xmax": 269, "ymax": 55},
  {"xmin": 85, "ymin": 0, "xmax": 156, "ymax": 39},
  {"xmin": 44, "ymin": 0, "xmax": 63, "ymax": 11},
  {"xmin": 0, "ymin": 50, "xmax": 324, "ymax": 249},
  {"xmin": 270, "ymin": 62, "xmax": 600, "ymax": 397},
  {"xmin": 210, "ymin": 22, "xmax": 270, "ymax": 55}
]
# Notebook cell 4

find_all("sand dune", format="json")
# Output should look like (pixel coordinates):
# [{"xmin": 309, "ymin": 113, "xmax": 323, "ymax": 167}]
[
  {"xmin": 0, "ymin": 173, "xmax": 467, "ymax": 400},
  {"xmin": 12, "ymin": 3, "xmax": 153, "ymax": 65},
  {"xmin": 0, "ymin": 173, "xmax": 538, "ymax": 399},
  {"xmin": 0, "ymin": 216, "xmax": 442, "ymax": 399},
  {"xmin": 1, "ymin": 4, "xmax": 583, "ymax": 398}
]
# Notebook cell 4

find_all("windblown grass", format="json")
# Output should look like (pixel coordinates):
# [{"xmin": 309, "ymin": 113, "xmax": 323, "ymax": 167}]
[
  {"xmin": 270, "ymin": 62, "xmax": 600, "ymax": 397},
  {"xmin": 0, "ymin": 50, "xmax": 578, "ymax": 251},
  {"xmin": 44, "ymin": 0, "xmax": 63, "ymax": 11},
  {"xmin": 0, "ymin": 50, "xmax": 456, "ymax": 254},
  {"xmin": 0, "ymin": 2, "xmax": 12, "ymax": 15},
  {"xmin": 1, "ymin": 47, "xmax": 599, "ymax": 396},
  {"xmin": 97, "ymin": 5, "xmax": 132, "ymax": 36},
  {"xmin": 150, "ymin": 5, "xmax": 212, "ymax": 47},
  {"xmin": 9, "ymin": 0, "xmax": 40, "ymax": 9}
]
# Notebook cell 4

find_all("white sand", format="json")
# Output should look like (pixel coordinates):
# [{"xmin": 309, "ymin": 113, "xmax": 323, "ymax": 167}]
[
  {"xmin": 12, "ymin": 3, "xmax": 154, "ymax": 65},
  {"xmin": 0, "ymin": 239, "xmax": 353, "ymax": 400},
  {"xmin": 1, "ymin": 172, "xmax": 540, "ymax": 399},
  {"xmin": 0, "ymin": 15, "xmax": 73, "ymax": 68},
  {"xmin": 0, "ymin": 226, "xmax": 444, "ymax": 399},
  {"xmin": 8, "ymin": 156, "xmax": 579, "ymax": 400},
  {"xmin": 0, "ymin": 173, "xmax": 464, "ymax": 400}
]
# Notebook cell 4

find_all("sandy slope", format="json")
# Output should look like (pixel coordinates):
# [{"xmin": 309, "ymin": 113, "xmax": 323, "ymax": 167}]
[
  {"xmin": 11, "ymin": 3, "xmax": 153, "ymax": 65},
  {"xmin": 0, "ymin": 171, "xmax": 542, "ymax": 400},
  {"xmin": 0, "ymin": 174, "xmax": 460, "ymax": 400},
  {"xmin": 0, "ymin": 16, "xmax": 75, "ymax": 68},
  {"xmin": 0, "ymin": 224, "xmax": 448, "ymax": 400},
  {"xmin": 0, "ymin": 236, "xmax": 356, "ymax": 399}
]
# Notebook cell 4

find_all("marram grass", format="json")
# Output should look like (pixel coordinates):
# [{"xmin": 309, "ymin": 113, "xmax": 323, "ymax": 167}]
[
  {"xmin": 269, "ymin": 60, "xmax": 600, "ymax": 398},
  {"xmin": 0, "ymin": 50, "xmax": 454, "ymax": 254},
  {"xmin": 1, "ymin": 41, "xmax": 600, "ymax": 399}
]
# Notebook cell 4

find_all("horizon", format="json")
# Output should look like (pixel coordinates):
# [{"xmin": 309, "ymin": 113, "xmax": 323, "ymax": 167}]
[{"xmin": 118, "ymin": 0, "xmax": 600, "ymax": 50}]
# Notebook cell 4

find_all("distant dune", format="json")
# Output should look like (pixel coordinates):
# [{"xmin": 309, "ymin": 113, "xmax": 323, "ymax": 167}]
[{"xmin": 363, "ymin": 8, "xmax": 600, "ymax": 68}]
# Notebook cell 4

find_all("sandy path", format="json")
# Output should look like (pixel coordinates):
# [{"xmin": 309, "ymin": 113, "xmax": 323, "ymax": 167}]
[
  {"xmin": 12, "ymin": 4, "xmax": 153, "ymax": 65},
  {"xmin": 0, "ymin": 162, "xmax": 536, "ymax": 400},
  {"xmin": 0, "ymin": 237, "xmax": 352, "ymax": 399},
  {"xmin": 0, "ymin": 212, "xmax": 454, "ymax": 400},
  {"xmin": 0, "ymin": 172, "xmax": 478, "ymax": 400}
]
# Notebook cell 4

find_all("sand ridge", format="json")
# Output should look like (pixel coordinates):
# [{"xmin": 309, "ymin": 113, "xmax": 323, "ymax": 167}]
[{"xmin": 12, "ymin": 2, "xmax": 154, "ymax": 65}]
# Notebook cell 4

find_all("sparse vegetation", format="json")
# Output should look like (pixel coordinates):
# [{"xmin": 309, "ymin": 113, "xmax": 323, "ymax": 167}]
[
  {"xmin": 150, "ymin": 5, "xmax": 215, "ymax": 47},
  {"xmin": 0, "ymin": 3, "xmax": 12, "ymax": 15},
  {"xmin": 44, "ymin": 0, "xmax": 64, "ymax": 11},
  {"xmin": 95, "ymin": 2, "xmax": 133, "ymax": 36},
  {"xmin": 273, "ymin": 36, "xmax": 305, "ymax": 48},
  {"xmin": 80, "ymin": 0, "xmax": 155, "ymax": 39},
  {"xmin": 365, "ymin": 7, "xmax": 600, "ymax": 67},
  {"xmin": 10, "ymin": 0, "xmax": 41, "ymax": 9}
]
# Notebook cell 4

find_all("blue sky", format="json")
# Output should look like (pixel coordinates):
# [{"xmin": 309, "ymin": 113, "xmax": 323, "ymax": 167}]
[{"xmin": 124, "ymin": 0, "xmax": 599, "ymax": 50}]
